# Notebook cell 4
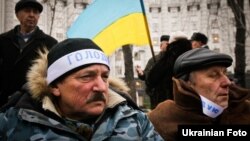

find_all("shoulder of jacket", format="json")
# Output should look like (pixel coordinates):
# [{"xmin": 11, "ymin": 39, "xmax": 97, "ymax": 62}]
[
  {"xmin": 34, "ymin": 28, "xmax": 57, "ymax": 41},
  {"xmin": 0, "ymin": 107, "xmax": 19, "ymax": 129},
  {"xmin": 0, "ymin": 29, "xmax": 15, "ymax": 39}
]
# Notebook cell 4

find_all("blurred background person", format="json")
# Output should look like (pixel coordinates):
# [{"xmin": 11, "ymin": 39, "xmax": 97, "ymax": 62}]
[
  {"xmin": 0, "ymin": 0, "xmax": 58, "ymax": 107},
  {"xmin": 146, "ymin": 32, "xmax": 192, "ymax": 109},
  {"xmin": 190, "ymin": 32, "xmax": 209, "ymax": 49},
  {"xmin": 136, "ymin": 35, "xmax": 170, "ymax": 80},
  {"xmin": 135, "ymin": 35, "xmax": 170, "ymax": 108}
]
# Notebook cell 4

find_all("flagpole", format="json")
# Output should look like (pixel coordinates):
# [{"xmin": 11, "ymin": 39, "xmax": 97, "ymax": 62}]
[{"xmin": 139, "ymin": 0, "xmax": 156, "ymax": 62}]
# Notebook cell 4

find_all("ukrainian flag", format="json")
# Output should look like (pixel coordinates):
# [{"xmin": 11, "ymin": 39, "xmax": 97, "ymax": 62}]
[{"xmin": 67, "ymin": 0, "xmax": 151, "ymax": 55}]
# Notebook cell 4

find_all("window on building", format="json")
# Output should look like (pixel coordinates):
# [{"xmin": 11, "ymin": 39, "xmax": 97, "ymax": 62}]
[
  {"xmin": 187, "ymin": 4, "xmax": 200, "ymax": 11},
  {"xmin": 115, "ymin": 49, "xmax": 123, "ymax": 61},
  {"xmin": 211, "ymin": 19, "xmax": 219, "ymax": 29},
  {"xmin": 134, "ymin": 50, "xmax": 145, "ymax": 61},
  {"xmin": 171, "ymin": 21, "xmax": 178, "ymax": 31},
  {"xmin": 150, "ymin": 6, "xmax": 161, "ymax": 19},
  {"xmin": 115, "ymin": 66, "xmax": 122, "ymax": 76},
  {"xmin": 207, "ymin": 0, "xmax": 220, "ymax": 15},
  {"xmin": 134, "ymin": 52, "xmax": 140, "ymax": 61},
  {"xmin": 168, "ymin": 6, "xmax": 181, "ymax": 13},
  {"xmin": 212, "ymin": 33, "xmax": 219, "ymax": 43},
  {"xmin": 191, "ymin": 22, "xmax": 198, "ymax": 31},
  {"xmin": 56, "ymin": 33, "xmax": 63, "ymax": 39},
  {"xmin": 152, "ymin": 23, "xmax": 159, "ymax": 32},
  {"xmin": 152, "ymin": 37, "xmax": 159, "ymax": 46},
  {"xmin": 149, "ymin": 7, "xmax": 161, "ymax": 13}
]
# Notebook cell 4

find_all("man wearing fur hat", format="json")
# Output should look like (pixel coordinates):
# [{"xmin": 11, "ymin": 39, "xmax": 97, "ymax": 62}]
[
  {"xmin": 0, "ymin": 38, "xmax": 163, "ymax": 140},
  {"xmin": 135, "ymin": 35, "xmax": 170, "ymax": 80},
  {"xmin": 135, "ymin": 35, "xmax": 170, "ymax": 109},
  {"xmin": 0, "ymin": 0, "xmax": 57, "ymax": 107},
  {"xmin": 148, "ymin": 48, "xmax": 250, "ymax": 141},
  {"xmin": 146, "ymin": 32, "xmax": 192, "ymax": 109}
]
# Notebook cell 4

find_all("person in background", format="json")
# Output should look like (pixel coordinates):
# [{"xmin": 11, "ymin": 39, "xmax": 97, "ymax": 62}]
[
  {"xmin": 146, "ymin": 33, "xmax": 192, "ymax": 109},
  {"xmin": 148, "ymin": 48, "xmax": 250, "ymax": 141},
  {"xmin": 0, "ymin": 38, "xmax": 163, "ymax": 141},
  {"xmin": 135, "ymin": 35, "xmax": 170, "ymax": 108},
  {"xmin": 136, "ymin": 35, "xmax": 170, "ymax": 80},
  {"xmin": 0, "ymin": 0, "xmax": 58, "ymax": 107},
  {"xmin": 190, "ymin": 32, "xmax": 209, "ymax": 49}
]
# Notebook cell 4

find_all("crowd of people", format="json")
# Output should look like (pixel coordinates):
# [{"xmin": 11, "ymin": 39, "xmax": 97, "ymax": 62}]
[{"xmin": 0, "ymin": 0, "xmax": 250, "ymax": 141}]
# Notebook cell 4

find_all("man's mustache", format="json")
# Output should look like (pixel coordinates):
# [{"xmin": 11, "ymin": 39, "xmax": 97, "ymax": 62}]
[{"xmin": 86, "ymin": 92, "xmax": 106, "ymax": 104}]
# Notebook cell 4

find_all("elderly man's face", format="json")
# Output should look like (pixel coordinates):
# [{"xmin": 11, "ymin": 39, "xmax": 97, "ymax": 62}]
[
  {"xmin": 188, "ymin": 66, "xmax": 231, "ymax": 108},
  {"xmin": 16, "ymin": 7, "xmax": 40, "ymax": 33},
  {"xmin": 51, "ymin": 64, "xmax": 110, "ymax": 120}
]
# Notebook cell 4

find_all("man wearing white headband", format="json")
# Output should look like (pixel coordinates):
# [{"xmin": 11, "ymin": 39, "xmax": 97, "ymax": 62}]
[
  {"xmin": 0, "ymin": 38, "xmax": 163, "ymax": 140},
  {"xmin": 148, "ymin": 48, "xmax": 250, "ymax": 141}
]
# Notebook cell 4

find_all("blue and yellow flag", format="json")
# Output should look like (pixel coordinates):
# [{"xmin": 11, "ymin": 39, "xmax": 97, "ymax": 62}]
[{"xmin": 67, "ymin": 0, "xmax": 151, "ymax": 55}]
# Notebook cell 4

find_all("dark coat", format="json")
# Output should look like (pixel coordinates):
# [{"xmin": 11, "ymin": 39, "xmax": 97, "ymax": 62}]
[
  {"xmin": 138, "ymin": 52, "xmax": 164, "ymax": 81},
  {"xmin": 138, "ymin": 52, "xmax": 164, "ymax": 109},
  {"xmin": 146, "ymin": 39, "xmax": 192, "ymax": 109},
  {"xmin": 0, "ymin": 25, "xmax": 57, "ymax": 107},
  {"xmin": 148, "ymin": 78, "xmax": 250, "ymax": 141}
]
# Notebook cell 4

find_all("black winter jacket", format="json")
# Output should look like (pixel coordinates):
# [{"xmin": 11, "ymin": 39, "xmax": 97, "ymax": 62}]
[{"xmin": 0, "ymin": 25, "xmax": 57, "ymax": 107}]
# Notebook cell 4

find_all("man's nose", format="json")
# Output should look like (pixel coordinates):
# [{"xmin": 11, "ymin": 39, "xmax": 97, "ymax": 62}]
[
  {"xmin": 221, "ymin": 74, "xmax": 232, "ymax": 86},
  {"xmin": 93, "ymin": 76, "xmax": 107, "ymax": 91}
]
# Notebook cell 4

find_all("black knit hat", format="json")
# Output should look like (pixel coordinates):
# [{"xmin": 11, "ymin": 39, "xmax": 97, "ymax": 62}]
[
  {"xmin": 15, "ymin": 0, "xmax": 43, "ymax": 13},
  {"xmin": 47, "ymin": 38, "xmax": 110, "ymax": 84},
  {"xmin": 174, "ymin": 48, "xmax": 232, "ymax": 79},
  {"xmin": 160, "ymin": 35, "xmax": 170, "ymax": 42},
  {"xmin": 190, "ymin": 32, "xmax": 208, "ymax": 44}
]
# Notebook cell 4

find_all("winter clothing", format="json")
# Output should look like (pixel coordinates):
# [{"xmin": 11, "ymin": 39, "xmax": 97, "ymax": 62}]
[
  {"xmin": 0, "ymin": 25, "xmax": 57, "ymax": 107},
  {"xmin": 148, "ymin": 78, "xmax": 250, "ymax": 141},
  {"xmin": 146, "ymin": 38, "xmax": 192, "ymax": 108},
  {"xmin": 0, "ymin": 49, "xmax": 163, "ymax": 141},
  {"xmin": 138, "ymin": 34, "xmax": 169, "ymax": 81},
  {"xmin": 138, "ymin": 52, "xmax": 164, "ymax": 109}
]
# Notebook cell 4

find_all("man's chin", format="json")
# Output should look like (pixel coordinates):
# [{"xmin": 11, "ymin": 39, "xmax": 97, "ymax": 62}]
[
  {"xmin": 217, "ymin": 100, "xmax": 228, "ymax": 109},
  {"xmin": 88, "ymin": 107, "xmax": 105, "ymax": 116},
  {"xmin": 26, "ymin": 24, "xmax": 36, "ymax": 29},
  {"xmin": 88, "ymin": 102, "xmax": 106, "ymax": 113}
]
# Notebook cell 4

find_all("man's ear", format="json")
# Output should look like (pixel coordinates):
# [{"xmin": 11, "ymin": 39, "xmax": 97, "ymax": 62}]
[{"xmin": 50, "ymin": 85, "xmax": 60, "ymax": 96}]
